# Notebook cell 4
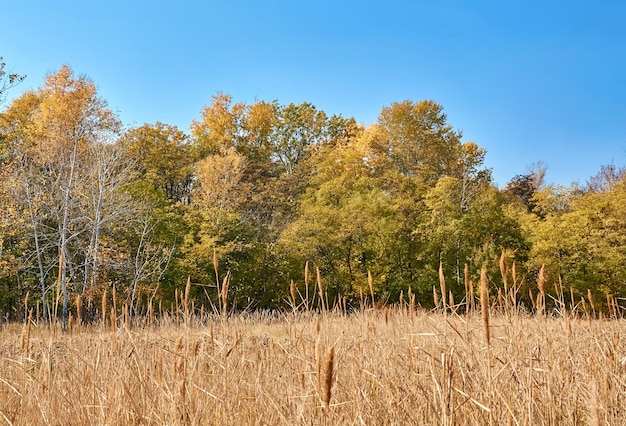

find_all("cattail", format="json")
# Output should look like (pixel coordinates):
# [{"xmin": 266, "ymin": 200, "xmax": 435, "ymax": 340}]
[
  {"xmin": 464, "ymin": 264, "xmax": 470, "ymax": 309},
  {"xmin": 23, "ymin": 292, "xmax": 29, "ymax": 322},
  {"xmin": 189, "ymin": 338, "xmax": 201, "ymax": 358},
  {"xmin": 587, "ymin": 289, "xmax": 596, "ymax": 315},
  {"xmin": 76, "ymin": 295, "xmax": 82, "ymax": 327},
  {"xmin": 537, "ymin": 266, "xmax": 546, "ymax": 315},
  {"xmin": 112, "ymin": 284, "xmax": 118, "ymax": 321},
  {"xmin": 368, "ymin": 270, "xmax": 375, "ymax": 307},
  {"xmin": 101, "ymin": 288, "xmax": 107, "ymax": 328},
  {"xmin": 439, "ymin": 261, "xmax": 447, "ymax": 311},
  {"xmin": 317, "ymin": 267, "xmax": 325, "ymax": 312},
  {"xmin": 304, "ymin": 261, "xmax": 310, "ymax": 309},
  {"xmin": 221, "ymin": 272, "xmax": 230, "ymax": 315},
  {"xmin": 537, "ymin": 266, "xmax": 546, "ymax": 295},
  {"xmin": 500, "ymin": 252, "xmax": 509, "ymax": 312},
  {"xmin": 322, "ymin": 345, "xmax": 335, "ymax": 409},
  {"xmin": 480, "ymin": 270, "xmax": 490, "ymax": 346},
  {"xmin": 290, "ymin": 280, "xmax": 297, "ymax": 310},
  {"xmin": 213, "ymin": 248, "xmax": 219, "ymax": 285},
  {"xmin": 512, "ymin": 261, "xmax": 518, "ymax": 286},
  {"xmin": 184, "ymin": 275, "xmax": 191, "ymax": 315},
  {"xmin": 499, "ymin": 251, "xmax": 508, "ymax": 288}
]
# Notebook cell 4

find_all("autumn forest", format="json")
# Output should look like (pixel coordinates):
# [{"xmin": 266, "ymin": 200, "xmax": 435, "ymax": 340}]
[{"xmin": 1, "ymin": 64, "xmax": 626, "ymax": 322}]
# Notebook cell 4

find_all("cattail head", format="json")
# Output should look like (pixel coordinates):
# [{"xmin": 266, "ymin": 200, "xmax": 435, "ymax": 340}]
[
  {"xmin": 317, "ymin": 267, "xmax": 325, "ymax": 311},
  {"xmin": 290, "ymin": 280, "xmax": 297, "ymax": 308},
  {"xmin": 322, "ymin": 345, "xmax": 335, "ymax": 409},
  {"xmin": 101, "ymin": 288, "xmax": 107, "ymax": 327},
  {"xmin": 76, "ymin": 295, "xmax": 82, "ymax": 327},
  {"xmin": 184, "ymin": 276, "xmax": 191, "ymax": 309},
  {"xmin": 537, "ymin": 265, "xmax": 546, "ymax": 297},
  {"xmin": 221, "ymin": 272, "xmax": 230, "ymax": 314},
  {"xmin": 439, "ymin": 261, "xmax": 447, "ymax": 309},
  {"xmin": 587, "ymin": 288, "xmax": 596, "ymax": 312},
  {"xmin": 499, "ymin": 251, "xmax": 508, "ymax": 287},
  {"xmin": 112, "ymin": 284, "xmax": 118, "ymax": 315},
  {"xmin": 368, "ymin": 270, "xmax": 375, "ymax": 306},
  {"xmin": 213, "ymin": 248, "xmax": 219, "ymax": 279}
]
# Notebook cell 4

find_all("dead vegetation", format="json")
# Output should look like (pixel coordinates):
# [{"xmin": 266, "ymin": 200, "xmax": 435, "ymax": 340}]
[{"xmin": 1, "ymin": 305, "xmax": 625, "ymax": 425}]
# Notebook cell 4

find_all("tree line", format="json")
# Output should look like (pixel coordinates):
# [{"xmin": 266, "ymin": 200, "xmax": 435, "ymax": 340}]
[{"xmin": 1, "ymin": 65, "xmax": 625, "ymax": 321}]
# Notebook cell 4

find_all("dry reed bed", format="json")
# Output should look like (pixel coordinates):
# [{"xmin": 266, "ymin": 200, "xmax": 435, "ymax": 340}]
[{"xmin": 0, "ymin": 309, "xmax": 625, "ymax": 425}]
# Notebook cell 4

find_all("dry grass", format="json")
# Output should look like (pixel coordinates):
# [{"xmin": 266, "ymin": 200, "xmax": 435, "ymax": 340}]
[{"xmin": 1, "ymin": 308, "xmax": 625, "ymax": 425}]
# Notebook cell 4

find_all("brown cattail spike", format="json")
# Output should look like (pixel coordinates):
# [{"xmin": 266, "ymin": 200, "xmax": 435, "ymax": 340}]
[
  {"xmin": 322, "ymin": 345, "xmax": 335, "ymax": 409},
  {"xmin": 439, "ymin": 261, "xmax": 447, "ymax": 311},
  {"xmin": 368, "ymin": 270, "xmax": 375, "ymax": 308},
  {"xmin": 290, "ymin": 280, "xmax": 297, "ymax": 311},
  {"xmin": 537, "ymin": 265, "xmax": 546, "ymax": 315},
  {"xmin": 317, "ymin": 267, "xmax": 325, "ymax": 312}
]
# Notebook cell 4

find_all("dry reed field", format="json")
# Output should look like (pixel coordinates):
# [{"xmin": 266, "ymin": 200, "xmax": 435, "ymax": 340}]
[{"xmin": 1, "ymin": 306, "xmax": 625, "ymax": 425}]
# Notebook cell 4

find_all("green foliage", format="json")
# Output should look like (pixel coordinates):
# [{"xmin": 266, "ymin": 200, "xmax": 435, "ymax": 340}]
[
  {"xmin": 122, "ymin": 122, "xmax": 194, "ymax": 203},
  {"xmin": 524, "ymin": 180, "xmax": 626, "ymax": 304}
]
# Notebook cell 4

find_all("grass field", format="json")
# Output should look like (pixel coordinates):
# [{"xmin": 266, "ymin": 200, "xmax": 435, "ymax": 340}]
[{"xmin": 1, "ymin": 306, "xmax": 625, "ymax": 425}]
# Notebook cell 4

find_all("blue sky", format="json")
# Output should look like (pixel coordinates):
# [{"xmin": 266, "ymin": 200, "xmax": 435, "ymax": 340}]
[{"xmin": 2, "ymin": 0, "xmax": 625, "ymax": 187}]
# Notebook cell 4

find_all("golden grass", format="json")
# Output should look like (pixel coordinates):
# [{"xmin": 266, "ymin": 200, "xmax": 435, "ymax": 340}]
[{"xmin": 1, "ymin": 308, "xmax": 625, "ymax": 425}]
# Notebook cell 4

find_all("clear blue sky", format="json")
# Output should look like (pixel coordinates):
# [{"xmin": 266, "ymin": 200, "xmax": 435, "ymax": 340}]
[{"xmin": 2, "ymin": 0, "xmax": 625, "ymax": 187}]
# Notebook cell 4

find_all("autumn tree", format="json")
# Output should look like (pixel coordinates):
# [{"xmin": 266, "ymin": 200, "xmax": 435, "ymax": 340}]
[
  {"xmin": 375, "ymin": 100, "xmax": 463, "ymax": 183},
  {"xmin": 520, "ymin": 172, "xmax": 626, "ymax": 308},
  {"xmin": 278, "ymin": 124, "xmax": 397, "ymax": 297},
  {"xmin": 122, "ymin": 122, "xmax": 194, "ymax": 204},
  {"xmin": 269, "ymin": 102, "xmax": 330, "ymax": 174},
  {"xmin": 0, "ymin": 66, "xmax": 137, "ymax": 323}
]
